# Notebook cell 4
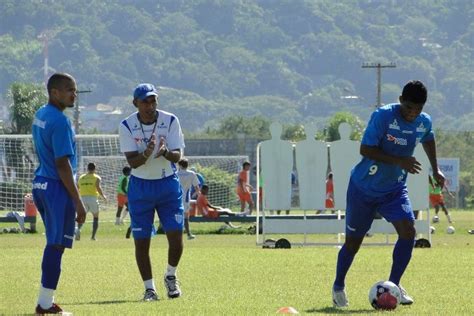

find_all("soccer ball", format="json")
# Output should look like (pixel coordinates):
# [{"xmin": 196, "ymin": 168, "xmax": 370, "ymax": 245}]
[
  {"xmin": 446, "ymin": 226, "xmax": 455, "ymax": 234},
  {"xmin": 368, "ymin": 281, "xmax": 401, "ymax": 310},
  {"xmin": 430, "ymin": 226, "xmax": 436, "ymax": 234},
  {"xmin": 432, "ymin": 215, "xmax": 439, "ymax": 223}
]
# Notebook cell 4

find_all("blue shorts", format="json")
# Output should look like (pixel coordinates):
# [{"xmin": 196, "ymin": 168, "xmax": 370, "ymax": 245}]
[
  {"xmin": 32, "ymin": 176, "xmax": 76, "ymax": 248},
  {"xmin": 128, "ymin": 174, "xmax": 184, "ymax": 239},
  {"xmin": 345, "ymin": 180, "xmax": 414, "ymax": 237}
]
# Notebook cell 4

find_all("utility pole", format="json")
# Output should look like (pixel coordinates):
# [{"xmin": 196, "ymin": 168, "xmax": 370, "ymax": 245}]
[
  {"xmin": 37, "ymin": 30, "xmax": 57, "ymax": 85},
  {"xmin": 74, "ymin": 89, "xmax": 92, "ymax": 133},
  {"xmin": 362, "ymin": 62, "xmax": 396, "ymax": 107}
]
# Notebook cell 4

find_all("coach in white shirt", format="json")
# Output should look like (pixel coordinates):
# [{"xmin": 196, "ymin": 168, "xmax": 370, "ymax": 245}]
[{"xmin": 119, "ymin": 83, "xmax": 185, "ymax": 301}]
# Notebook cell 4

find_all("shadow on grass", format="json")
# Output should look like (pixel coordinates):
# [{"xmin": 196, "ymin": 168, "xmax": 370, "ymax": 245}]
[
  {"xmin": 305, "ymin": 306, "xmax": 376, "ymax": 314},
  {"xmin": 68, "ymin": 299, "xmax": 138, "ymax": 306}
]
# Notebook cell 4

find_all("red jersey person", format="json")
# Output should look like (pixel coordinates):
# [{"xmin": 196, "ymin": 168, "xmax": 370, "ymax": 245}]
[{"xmin": 236, "ymin": 161, "xmax": 254, "ymax": 215}]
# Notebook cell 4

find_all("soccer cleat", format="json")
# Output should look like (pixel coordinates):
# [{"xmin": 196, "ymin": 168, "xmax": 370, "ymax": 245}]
[
  {"xmin": 164, "ymin": 275, "xmax": 182, "ymax": 299},
  {"xmin": 187, "ymin": 234, "xmax": 196, "ymax": 240},
  {"xmin": 35, "ymin": 303, "xmax": 63, "ymax": 314},
  {"xmin": 143, "ymin": 289, "xmax": 159, "ymax": 301},
  {"xmin": 332, "ymin": 288, "xmax": 349, "ymax": 308},
  {"xmin": 74, "ymin": 227, "xmax": 81, "ymax": 241},
  {"xmin": 398, "ymin": 285, "xmax": 414, "ymax": 305}
]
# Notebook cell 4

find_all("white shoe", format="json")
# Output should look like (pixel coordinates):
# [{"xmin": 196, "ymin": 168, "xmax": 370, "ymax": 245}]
[
  {"xmin": 187, "ymin": 234, "xmax": 196, "ymax": 240},
  {"xmin": 398, "ymin": 285, "xmax": 414, "ymax": 305},
  {"xmin": 164, "ymin": 275, "xmax": 181, "ymax": 299},
  {"xmin": 332, "ymin": 288, "xmax": 348, "ymax": 307},
  {"xmin": 143, "ymin": 288, "xmax": 159, "ymax": 301}
]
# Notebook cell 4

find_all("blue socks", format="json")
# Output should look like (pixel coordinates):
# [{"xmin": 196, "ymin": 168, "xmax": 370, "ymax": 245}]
[
  {"xmin": 389, "ymin": 238, "xmax": 414, "ymax": 285},
  {"xmin": 41, "ymin": 245, "xmax": 64, "ymax": 290},
  {"xmin": 92, "ymin": 217, "xmax": 99, "ymax": 239},
  {"xmin": 334, "ymin": 245, "xmax": 355, "ymax": 290}
]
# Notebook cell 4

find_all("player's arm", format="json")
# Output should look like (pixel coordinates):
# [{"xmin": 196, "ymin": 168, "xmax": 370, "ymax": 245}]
[
  {"xmin": 96, "ymin": 178, "xmax": 107, "ymax": 200},
  {"xmin": 360, "ymin": 144, "xmax": 422, "ymax": 174},
  {"xmin": 422, "ymin": 139, "xmax": 445, "ymax": 188},
  {"xmin": 125, "ymin": 151, "xmax": 149, "ymax": 168},
  {"xmin": 155, "ymin": 136, "xmax": 181, "ymax": 163},
  {"xmin": 122, "ymin": 177, "xmax": 128, "ymax": 194},
  {"xmin": 55, "ymin": 156, "xmax": 86, "ymax": 223}
]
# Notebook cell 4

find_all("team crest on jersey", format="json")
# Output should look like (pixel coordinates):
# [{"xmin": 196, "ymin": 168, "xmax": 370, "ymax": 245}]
[
  {"xmin": 416, "ymin": 122, "xmax": 426, "ymax": 133},
  {"xmin": 158, "ymin": 122, "xmax": 168, "ymax": 129},
  {"xmin": 386, "ymin": 134, "xmax": 407, "ymax": 146},
  {"xmin": 389, "ymin": 119, "xmax": 400, "ymax": 130}
]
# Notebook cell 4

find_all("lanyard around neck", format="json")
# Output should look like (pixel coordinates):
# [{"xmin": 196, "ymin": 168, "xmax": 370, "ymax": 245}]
[{"xmin": 138, "ymin": 113, "xmax": 158, "ymax": 145}]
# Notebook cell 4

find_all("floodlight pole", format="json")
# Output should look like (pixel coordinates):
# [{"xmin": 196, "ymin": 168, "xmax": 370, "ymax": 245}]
[
  {"xmin": 362, "ymin": 62, "xmax": 396, "ymax": 107},
  {"xmin": 74, "ymin": 89, "xmax": 92, "ymax": 133}
]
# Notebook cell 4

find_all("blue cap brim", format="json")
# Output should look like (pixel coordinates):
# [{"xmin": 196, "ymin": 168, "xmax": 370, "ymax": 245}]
[{"xmin": 137, "ymin": 91, "xmax": 158, "ymax": 100}]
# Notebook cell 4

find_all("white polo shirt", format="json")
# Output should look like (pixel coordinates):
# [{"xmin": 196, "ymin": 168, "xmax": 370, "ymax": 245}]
[{"xmin": 119, "ymin": 110, "xmax": 185, "ymax": 180}]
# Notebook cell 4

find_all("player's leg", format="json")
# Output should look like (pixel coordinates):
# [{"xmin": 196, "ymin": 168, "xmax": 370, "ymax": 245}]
[
  {"xmin": 155, "ymin": 175, "xmax": 184, "ymax": 298},
  {"xmin": 247, "ymin": 194, "xmax": 255, "ymax": 215},
  {"xmin": 182, "ymin": 200, "xmax": 194, "ymax": 239},
  {"xmin": 120, "ymin": 202, "xmax": 129, "ymax": 224},
  {"xmin": 440, "ymin": 203, "xmax": 452, "ymax": 223},
  {"xmin": 381, "ymin": 187, "xmax": 415, "ymax": 305},
  {"xmin": 117, "ymin": 194, "xmax": 128, "ymax": 225},
  {"xmin": 33, "ymin": 177, "xmax": 74, "ymax": 313},
  {"xmin": 333, "ymin": 180, "xmax": 373, "ymax": 308},
  {"xmin": 128, "ymin": 176, "xmax": 159, "ymax": 300},
  {"xmin": 116, "ymin": 205, "xmax": 123, "ymax": 225}
]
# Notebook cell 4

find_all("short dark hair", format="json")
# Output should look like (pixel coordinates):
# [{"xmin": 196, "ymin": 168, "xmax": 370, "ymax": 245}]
[
  {"xmin": 243, "ymin": 161, "xmax": 251, "ymax": 168},
  {"xmin": 201, "ymin": 184, "xmax": 209, "ymax": 191},
  {"xmin": 122, "ymin": 166, "xmax": 131, "ymax": 175},
  {"xmin": 47, "ymin": 73, "xmax": 74, "ymax": 94},
  {"xmin": 402, "ymin": 80, "xmax": 427, "ymax": 104},
  {"xmin": 87, "ymin": 162, "xmax": 96, "ymax": 171},
  {"xmin": 178, "ymin": 158, "xmax": 189, "ymax": 168}
]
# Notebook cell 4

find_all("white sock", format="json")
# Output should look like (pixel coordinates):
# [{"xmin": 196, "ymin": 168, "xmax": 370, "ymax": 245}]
[
  {"xmin": 166, "ymin": 264, "xmax": 177, "ymax": 277},
  {"xmin": 144, "ymin": 279, "xmax": 155, "ymax": 291},
  {"xmin": 38, "ymin": 286, "xmax": 54, "ymax": 309}
]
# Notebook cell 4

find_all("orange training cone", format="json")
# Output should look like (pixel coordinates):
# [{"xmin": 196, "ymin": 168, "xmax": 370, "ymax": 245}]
[{"xmin": 276, "ymin": 306, "xmax": 299, "ymax": 314}]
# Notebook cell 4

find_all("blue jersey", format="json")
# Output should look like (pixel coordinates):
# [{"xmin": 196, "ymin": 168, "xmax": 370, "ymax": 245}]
[
  {"xmin": 32, "ymin": 104, "xmax": 77, "ymax": 180},
  {"xmin": 351, "ymin": 103, "xmax": 434, "ymax": 196}
]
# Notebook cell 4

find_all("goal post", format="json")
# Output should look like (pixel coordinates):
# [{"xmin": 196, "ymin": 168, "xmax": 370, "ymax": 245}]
[{"xmin": 0, "ymin": 134, "xmax": 248, "ymax": 211}]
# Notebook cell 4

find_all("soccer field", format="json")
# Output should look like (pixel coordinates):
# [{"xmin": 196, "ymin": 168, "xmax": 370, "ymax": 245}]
[{"xmin": 1, "ymin": 210, "xmax": 473, "ymax": 315}]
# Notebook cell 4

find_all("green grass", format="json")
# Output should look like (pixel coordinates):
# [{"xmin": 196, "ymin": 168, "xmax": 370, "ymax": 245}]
[{"xmin": 0, "ymin": 210, "xmax": 473, "ymax": 315}]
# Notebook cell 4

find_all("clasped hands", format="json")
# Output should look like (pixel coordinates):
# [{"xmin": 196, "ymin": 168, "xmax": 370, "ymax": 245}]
[{"xmin": 142, "ymin": 134, "xmax": 168, "ymax": 159}]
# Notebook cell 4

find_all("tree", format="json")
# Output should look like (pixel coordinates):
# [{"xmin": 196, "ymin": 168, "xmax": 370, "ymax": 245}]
[
  {"xmin": 7, "ymin": 82, "xmax": 47, "ymax": 134},
  {"xmin": 324, "ymin": 111, "xmax": 365, "ymax": 142},
  {"xmin": 207, "ymin": 115, "xmax": 271, "ymax": 139}
]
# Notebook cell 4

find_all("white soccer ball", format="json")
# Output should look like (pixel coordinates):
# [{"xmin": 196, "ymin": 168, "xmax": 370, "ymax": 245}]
[
  {"xmin": 446, "ymin": 226, "xmax": 455, "ymax": 234},
  {"xmin": 368, "ymin": 280, "xmax": 401, "ymax": 310},
  {"xmin": 432, "ymin": 215, "xmax": 439, "ymax": 223},
  {"xmin": 430, "ymin": 226, "xmax": 436, "ymax": 234}
]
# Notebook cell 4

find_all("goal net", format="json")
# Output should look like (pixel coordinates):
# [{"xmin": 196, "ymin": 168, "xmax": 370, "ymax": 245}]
[{"xmin": 0, "ymin": 134, "xmax": 248, "ymax": 211}]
